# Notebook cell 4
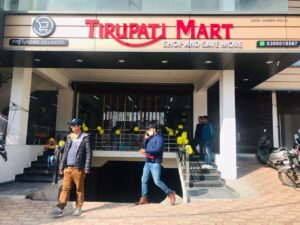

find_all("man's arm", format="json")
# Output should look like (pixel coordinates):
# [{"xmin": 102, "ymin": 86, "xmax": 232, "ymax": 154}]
[
  {"xmin": 145, "ymin": 136, "xmax": 164, "ymax": 154},
  {"xmin": 84, "ymin": 136, "xmax": 92, "ymax": 173}
]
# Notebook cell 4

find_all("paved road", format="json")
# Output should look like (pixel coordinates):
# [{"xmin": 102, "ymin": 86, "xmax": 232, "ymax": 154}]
[{"xmin": 0, "ymin": 161, "xmax": 299, "ymax": 225}]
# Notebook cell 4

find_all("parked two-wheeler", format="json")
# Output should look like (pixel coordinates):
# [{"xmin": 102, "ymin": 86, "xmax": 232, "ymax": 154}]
[
  {"xmin": 256, "ymin": 129, "xmax": 289, "ymax": 169},
  {"xmin": 278, "ymin": 147, "xmax": 300, "ymax": 188},
  {"xmin": 0, "ymin": 135, "xmax": 7, "ymax": 161}
]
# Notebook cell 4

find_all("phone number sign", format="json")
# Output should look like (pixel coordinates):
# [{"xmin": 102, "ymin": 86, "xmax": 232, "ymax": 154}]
[{"xmin": 257, "ymin": 40, "xmax": 299, "ymax": 48}]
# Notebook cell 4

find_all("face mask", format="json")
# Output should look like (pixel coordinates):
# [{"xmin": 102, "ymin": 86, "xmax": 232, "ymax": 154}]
[{"xmin": 148, "ymin": 131, "xmax": 154, "ymax": 136}]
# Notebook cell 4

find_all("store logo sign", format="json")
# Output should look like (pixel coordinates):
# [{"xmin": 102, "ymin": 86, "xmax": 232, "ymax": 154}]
[
  {"xmin": 85, "ymin": 19, "xmax": 234, "ymax": 48},
  {"xmin": 32, "ymin": 16, "xmax": 56, "ymax": 37}
]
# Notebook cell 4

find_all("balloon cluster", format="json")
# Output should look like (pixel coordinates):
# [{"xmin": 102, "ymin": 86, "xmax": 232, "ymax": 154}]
[
  {"xmin": 96, "ymin": 126, "xmax": 105, "ymax": 135},
  {"xmin": 82, "ymin": 123, "xmax": 89, "ymax": 132},
  {"xmin": 175, "ymin": 126, "xmax": 193, "ymax": 155}
]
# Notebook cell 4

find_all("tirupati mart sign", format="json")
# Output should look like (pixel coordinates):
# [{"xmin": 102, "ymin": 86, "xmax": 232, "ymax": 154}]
[
  {"xmin": 85, "ymin": 19, "xmax": 240, "ymax": 48},
  {"xmin": 7, "ymin": 15, "xmax": 300, "ymax": 51}
]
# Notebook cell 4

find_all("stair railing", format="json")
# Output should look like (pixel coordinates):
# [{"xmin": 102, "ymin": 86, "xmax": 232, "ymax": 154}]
[
  {"xmin": 177, "ymin": 146, "xmax": 190, "ymax": 203},
  {"xmin": 52, "ymin": 145, "xmax": 63, "ymax": 184}
]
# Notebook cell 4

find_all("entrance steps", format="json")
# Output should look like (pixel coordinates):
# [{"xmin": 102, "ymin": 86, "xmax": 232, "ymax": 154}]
[
  {"xmin": 184, "ymin": 155, "xmax": 239, "ymax": 201},
  {"xmin": 15, "ymin": 152, "xmax": 57, "ymax": 183}
]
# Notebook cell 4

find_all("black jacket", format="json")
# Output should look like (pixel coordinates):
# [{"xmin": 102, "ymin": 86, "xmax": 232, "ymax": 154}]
[
  {"xmin": 194, "ymin": 124, "xmax": 203, "ymax": 140},
  {"xmin": 59, "ymin": 133, "xmax": 92, "ymax": 172}
]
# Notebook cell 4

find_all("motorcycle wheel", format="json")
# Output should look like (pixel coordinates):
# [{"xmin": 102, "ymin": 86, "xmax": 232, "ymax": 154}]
[
  {"xmin": 256, "ymin": 152, "xmax": 268, "ymax": 164},
  {"xmin": 278, "ymin": 171, "xmax": 300, "ymax": 188}
]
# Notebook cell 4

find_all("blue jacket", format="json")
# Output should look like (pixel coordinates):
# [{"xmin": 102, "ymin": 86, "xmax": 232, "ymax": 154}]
[
  {"xmin": 201, "ymin": 123, "xmax": 214, "ymax": 142},
  {"xmin": 144, "ymin": 134, "xmax": 164, "ymax": 163}
]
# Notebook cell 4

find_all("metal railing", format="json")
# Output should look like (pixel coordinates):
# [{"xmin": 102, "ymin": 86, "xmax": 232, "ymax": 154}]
[
  {"xmin": 90, "ymin": 133, "xmax": 178, "ymax": 152},
  {"xmin": 178, "ymin": 147, "xmax": 190, "ymax": 186}
]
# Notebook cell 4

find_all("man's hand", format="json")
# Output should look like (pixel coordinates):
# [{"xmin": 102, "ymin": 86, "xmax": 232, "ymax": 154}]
[
  {"xmin": 59, "ymin": 169, "xmax": 63, "ymax": 175},
  {"xmin": 85, "ymin": 170, "xmax": 90, "ymax": 174},
  {"xmin": 144, "ymin": 134, "xmax": 150, "ymax": 140},
  {"xmin": 139, "ymin": 149, "xmax": 146, "ymax": 154}
]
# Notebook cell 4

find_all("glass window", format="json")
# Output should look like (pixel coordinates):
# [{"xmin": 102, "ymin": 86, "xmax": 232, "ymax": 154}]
[
  {"xmin": 2, "ymin": 0, "xmax": 288, "ymax": 13},
  {"xmin": 236, "ymin": 0, "xmax": 288, "ymax": 12},
  {"xmin": 191, "ymin": 0, "xmax": 220, "ymax": 12},
  {"xmin": 142, "ymin": 0, "xmax": 190, "ymax": 13},
  {"xmin": 98, "ymin": 0, "xmax": 142, "ymax": 12}
]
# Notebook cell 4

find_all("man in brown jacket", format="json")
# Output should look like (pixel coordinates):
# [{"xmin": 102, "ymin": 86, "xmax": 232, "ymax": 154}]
[{"xmin": 50, "ymin": 118, "xmax": 92, "ymax": 218}]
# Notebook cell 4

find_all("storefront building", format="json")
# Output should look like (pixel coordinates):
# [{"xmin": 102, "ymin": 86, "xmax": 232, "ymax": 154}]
[{"xmin": 1, "ymin": 0, "xmax": 300, "ymax": 184}]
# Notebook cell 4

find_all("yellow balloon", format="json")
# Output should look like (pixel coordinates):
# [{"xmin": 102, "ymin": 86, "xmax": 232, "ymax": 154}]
[
  {"xmin": 178, "ymin": 124, "xmax": 183, "ymax": 129},
  {"xmin": 185, "ymin": 145, "xmax": 193, "ymax": 155},
  {"xmin": 134, "ymin": 127, "xmax": 139, "ymax": 132},
  {"xmin": 69, "ymin": 133, "xmax": 78, "ymax": 141},
  {"xmin": 96, "ymin": 126, "xmax": 101, "ymax": 131},
  {"xmin": 99, "ymin": 129, "xmax": 104, "ymax": 135},
  {"xmin": 165, "ymin": 127, "xmax": 169, "ymax": 132},
  {"xmin": 58, "ymin": 140, "xmax": 65, "ymax": 147},
  {"xmin": 182, "ymin": 118, "xmax": 187, "ymax": 123},
  {"xmin": 83, "ymin": 126, "xmax": 89, "ymax": 132},
  {"xmin": 177, "ymin": 137, "xmax": 183, "ymax": 145},
  {"xmin": 183, "ymin": 138, "xmax": 189, "ymax": 145},
  {"xmin": 115, "ymin": 129, "xmax": 121, "ymax": 135},
  {"xmin": 169, "ymin": 131, "xmax": 174, "ymax": 136},
  {"xmin": 175, "ymin": 130, "xmax": 179, "ymax": 135},
  {"xmin": 181, "ymin": 131, "xmax": 188, "ymax": 139}
]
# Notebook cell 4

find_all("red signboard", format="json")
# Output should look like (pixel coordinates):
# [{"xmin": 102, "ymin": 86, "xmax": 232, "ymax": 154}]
[{"xmin": 85, "ymin": 19, "xmax": 234, "ymax": 47}]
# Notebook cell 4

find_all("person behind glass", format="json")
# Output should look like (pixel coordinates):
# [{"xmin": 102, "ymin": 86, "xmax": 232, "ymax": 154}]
[
  {"xmin": 136, "ymin": 124, "xmax": 176, "ymax": 205},
  {"xmin": 50, "ymin": 118, "xmax": 92, "ymax": 218},
  {"xmin": 201, "ymin": 116, "xmax": 214, "ymax": 169},
  {"xmin": 193, "ymin": 116, "xmax": 205, "ymax": 160}
]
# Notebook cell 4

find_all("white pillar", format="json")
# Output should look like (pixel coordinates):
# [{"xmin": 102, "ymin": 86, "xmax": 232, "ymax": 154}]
[
  {"xmin": 193, "ymin": 89, "xmax": 207, "ymax": 133},
  {"xmin": 55, "ymin": 87, "xmax": 74, "ymax": 132},
  {"xmin": 219, "ymin": 70, "xmax": 237, "ymax": 179},
  {"xmin": 272, "ymin": 91, "xmax": 279, "ymax": 148},
  {"xmin": 6, "ymin": 67, "xmax": 32, "ymax": 145}
]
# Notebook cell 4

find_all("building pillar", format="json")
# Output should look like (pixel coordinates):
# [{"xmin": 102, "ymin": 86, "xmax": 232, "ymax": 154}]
[
  {"xmin": 6, "ymin": 67, "xmax": 32, "ymax": 145},
  {"xmin": 193, "ymin": 88, "xmax": 207, "ymax": 133},
  {"xmin": 219, "ymin": 70, "xmax": 237, "ymax": 179},
  {"xmin": 55, "ymin": 87, "xmax": 74, "ymax": 132},
  {"xmin": 272, "ymin": 91, "xmax": 279, "ymax": 148}
]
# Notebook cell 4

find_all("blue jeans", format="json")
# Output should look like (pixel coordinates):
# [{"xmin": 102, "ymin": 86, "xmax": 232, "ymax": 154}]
[
  {"xmin": 203, "ymin": 141, "xmax": 213, "ymax": 165},
  {"xmin": 47, "ymin": 155, "xmax": 54, "ymax": 169},
  {"xmin": 141, "ymin": 162, "xmax": 171, "ymax": 198}
]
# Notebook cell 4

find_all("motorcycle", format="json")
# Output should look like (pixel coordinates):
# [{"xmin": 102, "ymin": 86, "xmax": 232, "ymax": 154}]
[
  {"xmin": 256, "ymin": 129, "xmax": 289, "ymax": 169},
  {"xmin": 0, "ymin": 135, "xmax": 7, "ymax": 161},
  {"xmin": 278, "ymin": 147, "xmax": 300, "ymax": 188}
]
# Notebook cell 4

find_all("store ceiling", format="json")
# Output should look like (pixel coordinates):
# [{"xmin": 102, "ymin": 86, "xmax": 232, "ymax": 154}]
[{"xmin": 0, "ymin": 51, "xmax": 299, "ymax": 90}]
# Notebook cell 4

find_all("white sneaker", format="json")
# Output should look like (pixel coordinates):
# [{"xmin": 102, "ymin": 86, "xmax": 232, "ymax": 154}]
[
  {"xmin": 202, "ymin": 164, "xmax": 214, "ymax": 169},
  {"xmin": 72, "ymin": 207, "xmax": 82, "ymax": 216}
]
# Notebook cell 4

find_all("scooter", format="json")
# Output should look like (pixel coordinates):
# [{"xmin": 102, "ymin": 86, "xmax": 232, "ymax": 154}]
[
  {"xmin": 278, "ymin": 147, "xmax": 300, "ymax": 188},
  {"xmin": 256, "ymin": 129, "xmax": 289, "ymax": 169}
]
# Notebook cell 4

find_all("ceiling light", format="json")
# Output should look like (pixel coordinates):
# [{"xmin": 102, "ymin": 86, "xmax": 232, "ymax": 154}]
[
  {"xmin": 205, "ymin": 60, "xmax": 212, "ymax": 64},
  {"xmin": 93, "ymin": 95, "xmax": 100, "ymax": 101},
  {"xmin": 161, "ymin": 60, "xmax": 168, "ymax": 64},
  {"xmin": 243, "ymin": 78, "xmax": 249, "ymax": 81},
  {"xmin": 34, "ymin": 58, "xmax": 41, "ymax": 62},
  {"xmin": 76, "ymin": 59, "xmax": 83, "ymax": 63},
  {"xmin": 30, "ymin": 96, "xmax": 38, "ymax": 100},
  {"xmin": 118, "ymin": 59, "xmax": 125, "ymax": 63},
  {"xmin": 266, "ymin": 60, "xmax": 273, "ymax": 64}
]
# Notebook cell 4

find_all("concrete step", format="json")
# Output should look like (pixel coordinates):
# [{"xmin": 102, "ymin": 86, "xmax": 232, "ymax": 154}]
[
  {"xmin": 30, "ymin": 161, "xmax": 48, "ymax": 170},
  {"xmin": 190, "ymin": 172, "xmax": 221, "ymax": 181},
  {"xmin": 15, "ymin": 175, "xmax": 53, "ymax": 183},
  {"xmin": 21, "ymin": 169, "xmax": 53, "ymax": 177},
  {"xmin": 191, "ymin": 180, "xmax": 225, "ymax": 188}
]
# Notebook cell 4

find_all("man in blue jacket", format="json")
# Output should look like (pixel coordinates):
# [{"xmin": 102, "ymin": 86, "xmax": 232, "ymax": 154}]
[{"xmin": 136, "ymin": 124, "xmax": 176, "ymax": 205}]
